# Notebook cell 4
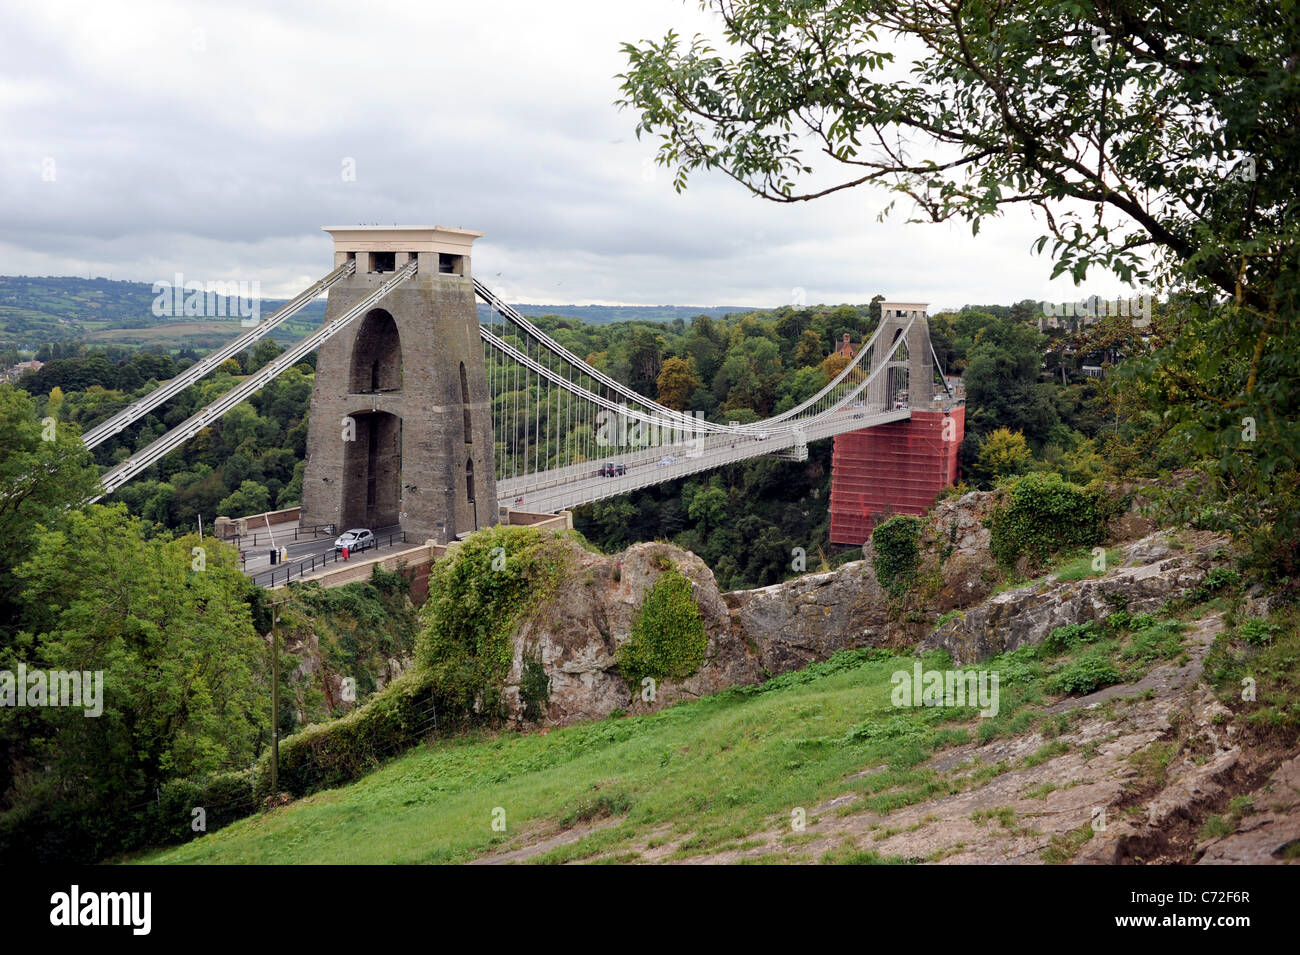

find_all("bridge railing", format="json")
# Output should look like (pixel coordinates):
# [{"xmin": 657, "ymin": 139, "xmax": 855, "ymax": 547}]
[
  {"xmin": 225, "ymin": 523, "xmax": 337, "ymax": 550},
  {"xmin": 248, "ymin": 529, "xmax": 408, "ymax": 589}
]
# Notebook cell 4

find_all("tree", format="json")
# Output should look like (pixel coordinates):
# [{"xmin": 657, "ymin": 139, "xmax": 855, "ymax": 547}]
[
  {"xmin": 0, "ymin": 387, "xmax": 100, "ymax": 643},
  {"xmin": 716, "ymin": 337, "xmax": 783, "ymax": 415},
  {"xmin": 249, "ymin": 339, "xmax": 284, "ymax": 373},
  {"xmin": 685, "ymin": 314, "xmax": 727, "ymax": 385},
  {"xmin": 216, "ymin": 480, "xmax": 271, "ymax": 518},
  {"xmin": 775, "ymin": 365, "xmax": 830, "ymax": 415},
  {"xmin": 963, "ymin": 319, "xmax": 1060, "ymax": 445},
  {"xmin": 656, "ymin": 356, "xmax": 702, "ymax": 411},
  {"xmin": 793, "ymin": 328, "xmax": 824, "ymax": 368},
  {"xmin": 974, "ymin": 428, "xmax": 1035, "ymax": 485},
  {"xmin": 619, "ymin": 1, "xmax": 1293, "ymax": 301},
  {"xmin": 625, "ymin": 328, "xmax": 665, "ymax": 397},
  {"xmin": 819, "ymin": 351, "xmax": 850, "ymax": 381},
  {"xmin": 686, "ymin": 480, "xmax": 728, "ymax": 537},
  {"xmin": 5, "ymin": 504, "xmax": 265, "ymax": 861}
]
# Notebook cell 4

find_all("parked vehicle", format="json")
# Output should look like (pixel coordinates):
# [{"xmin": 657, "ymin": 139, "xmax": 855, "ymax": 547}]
[
  {"xmin": 333, "ymin": 528, "xmax": 375, "ymax": 554},
  {"xmin": 599, "ymin": 462, "xmax": 627, "ymax": 477}
]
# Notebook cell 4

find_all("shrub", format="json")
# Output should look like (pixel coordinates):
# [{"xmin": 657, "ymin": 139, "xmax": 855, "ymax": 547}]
[
  {"xmin": 519, "ymin": 646, "xmax": 551, "ymax": 722},
  {"xmin": 1121, "ymin": 621, "xmax": 1184, "ymax": 662},
  {"xmin": 148, "ymin": 769, "xmax": 256, "ymax": 845},
  {"xmin": 1041, "ymin": 621, "xmax": 1102, "ymax": 655},
  {"xmin": 1189, "ymin": 567, "xmax": 1244, "ymax": 603},
  {"xmin": 1236, "ymin": 618, "xmax": 1280, "ymax": 646},
  {"xmin": 872, "ymin": 515, "xmax": 923, "ymax": 597},
  {"xmin": 254, "ymin": 667, "xmax": 439, "ymax": 799},
  {"xmin": 987, "ymin": 472, "xmax": 1108, "ymax": 570},
  {"xmin": 415, "ymin": 525, "xmax": 569, "ymax": 725},
  {"xmin": 1047, "ymin": 652, "xmax": 1122, "ymax": 695},
  {"xmin": 988, "ymin": 645, "xmax": 1045, "ymax": 686},
  {"xmin": 617, "ymin": 567, "xmax": 708, "ymax": 689}
]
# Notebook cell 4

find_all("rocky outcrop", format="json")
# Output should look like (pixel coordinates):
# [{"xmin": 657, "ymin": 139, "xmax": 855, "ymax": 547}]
[
  {"xmin": 920, "ymin": 532, "xmax": 1228, "ymax": 664},
  {"xmin": 501, "ymin": 542, "xmax": 764, "ymax": 726},
  {"xmin": 724, "ymin": 562, "xmax": 892, "ymax": 672},
  {"xmin": 487, "ymin": 475, "xmax": 1233, "ymax": 728},
  {"xmin": 494, "ymin": 511, "xmax": 1229, "ymax": 728}
]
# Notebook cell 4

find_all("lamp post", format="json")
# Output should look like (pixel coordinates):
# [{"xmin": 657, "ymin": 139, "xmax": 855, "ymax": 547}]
[{"xmin": 265, "ymin": 596, "xmax": 293, "ymax": 799}]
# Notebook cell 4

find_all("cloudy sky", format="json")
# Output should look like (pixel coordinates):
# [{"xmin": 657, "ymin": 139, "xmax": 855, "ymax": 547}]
[{"xmin": 2, "ymin": 0, "xmax": 1143, "ymax": 312}]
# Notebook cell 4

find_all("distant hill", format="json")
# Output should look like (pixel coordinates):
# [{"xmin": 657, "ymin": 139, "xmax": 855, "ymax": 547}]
[
  {"xmin": 476, "ymin": 302, "xmax": 757, "ymax": 325},
  {"xmin": 0, "ymin": 275, "xmax": 761, "ymax": 352},
  {"xmin": 0, "ymin": 276, "xmax": 327, "ymax": 351}
]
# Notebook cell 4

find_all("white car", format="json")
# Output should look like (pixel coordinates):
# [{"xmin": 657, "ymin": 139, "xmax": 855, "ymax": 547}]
[
  {"xmin": 333, "ymin": 528, "xmax": 375, "ymax": 554},
  {"xmin": 656, "ymin": 455, "xmax": 678, "ymax": 467}
]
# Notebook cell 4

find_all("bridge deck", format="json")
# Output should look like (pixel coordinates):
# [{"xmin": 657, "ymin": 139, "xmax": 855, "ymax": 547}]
[{"xmin": 497, "ymin": 406, "xmax": 912, "ymax": 512}]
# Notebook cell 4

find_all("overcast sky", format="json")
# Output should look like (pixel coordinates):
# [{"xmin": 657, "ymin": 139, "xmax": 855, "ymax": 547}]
[{"xmin": 2, "ymin": 0, "xmax": 1144, "ymax": 312}]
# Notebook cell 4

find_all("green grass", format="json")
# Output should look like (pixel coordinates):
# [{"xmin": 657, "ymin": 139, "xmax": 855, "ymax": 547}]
[
  {"xmin": 1052, "ymin": 547, "xmax": 1123, "ymax": 582},
  {"xmin": 1042, "ymin": 823, "xmax": 1095, "ymax": 863},
  {"xmin": 141, "ymin": 649, "xmax": 972, "ymax": 864}
]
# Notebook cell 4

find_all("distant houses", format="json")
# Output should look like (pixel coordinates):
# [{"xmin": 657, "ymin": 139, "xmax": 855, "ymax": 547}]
[{"xmin": 2, "ymin": 359, "xmax": 42, "ymax": 383}]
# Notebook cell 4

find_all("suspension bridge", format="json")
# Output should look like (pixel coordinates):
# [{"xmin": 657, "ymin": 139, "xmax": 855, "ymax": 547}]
[{"xmin": 82, "ymin": 226, "xmax": 964, "ymax": 554}]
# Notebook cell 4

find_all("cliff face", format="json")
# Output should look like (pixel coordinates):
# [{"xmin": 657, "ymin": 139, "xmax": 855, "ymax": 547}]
[{"xmin": 499, "ymin": 490, "xmax": 1229, "ymax": 729}]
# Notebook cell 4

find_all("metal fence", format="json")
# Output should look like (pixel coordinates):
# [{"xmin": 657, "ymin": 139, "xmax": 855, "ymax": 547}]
[
  {"xmin": 223, "ymin": 523, "xmax": 337, "ymax": 549},
  {"xmin": 250, "ymin": 530, "xmax": 408, "ymax": 588}
]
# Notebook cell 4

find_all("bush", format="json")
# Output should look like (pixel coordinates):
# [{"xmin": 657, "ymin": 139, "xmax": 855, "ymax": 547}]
[
  {"xmin": 415, "ymin": 525, "xmax": 569, "ymax": 725},
  {"xmin": 1236, "ymin": 618, "xmax": 1280, "ymax": 646},
  {"xmin": 254, "ymin": 668, "xmax": 439, "ymax": 799},
  {"xmin": 617, "ymin": 566, "xmax": 708, "ymax": 689},
  {"xmin": 148, "ymin": 770, "xmax": 256, "ymax": 845},
  {"xmin": 1041, "ymin": 621, "xmax": 1103, "ymax": 655},
  {"xmin": 1189, "ymin": 567, "xmax": 1244, "ymax": 603},
  {"xmin": 1047, "ymin": 652, "xmax": 1121, "ymax": 695},
  {"xmin": 1121, "ymin": 621, "xmax": 1184, "ymax": 662},
  {"xmin": 987, "ymin": 472, "xmax": 1108, "ymax": 570},
  {"xmin": 519, "ymin": 646, "xmax": 551, "ymax": 722},
  {"xmin": 872, "ymin": 515, "xmax": 923, "ymax": 597}
]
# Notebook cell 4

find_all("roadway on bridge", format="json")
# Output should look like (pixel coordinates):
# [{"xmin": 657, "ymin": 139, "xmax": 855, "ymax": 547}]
[
  {"xmin": 240, "ymin": 523, "xmax": 403, "ymax": 587},
  {"xmin": 500, "ymin": 406, "xmax": 913, "ymax": 513}
]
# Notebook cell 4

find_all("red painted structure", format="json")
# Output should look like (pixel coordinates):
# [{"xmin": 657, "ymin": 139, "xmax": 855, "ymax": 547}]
[{"xmin": 829, "ymin": 405, "xmax": 965, "ymax": 545}]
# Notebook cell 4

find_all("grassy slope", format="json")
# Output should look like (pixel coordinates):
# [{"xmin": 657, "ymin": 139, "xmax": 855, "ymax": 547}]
[
  {"xmin": 146, "ymin": 649, "xmax": 974, "ymax": 864},
  {"xmin": 143, "ymin": 584, "xmax": 1296, "ymax": 865},
  {"xmin": 144, "ymin": 620, "xmax": 1151, "ymax": 866}
]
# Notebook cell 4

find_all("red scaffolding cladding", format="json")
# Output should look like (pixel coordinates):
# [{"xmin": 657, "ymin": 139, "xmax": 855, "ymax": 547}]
[{"xmin": 828, "ymin": 406, "xmax": 965, "ymax": 545}]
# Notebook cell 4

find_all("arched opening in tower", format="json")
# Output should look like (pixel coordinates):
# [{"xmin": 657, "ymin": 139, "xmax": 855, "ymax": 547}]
[
  {"xmin": 341, "ymin": 410, "xmax": 402, "ymax": 529},
  {"xmin": 350, "ymin": 309, "xmax": 403, "ymax": 393}
]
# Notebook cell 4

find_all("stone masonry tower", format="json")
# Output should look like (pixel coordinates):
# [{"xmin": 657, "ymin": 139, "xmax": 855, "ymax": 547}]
[
  {"xmin": 300, "ymin": 226, "xmax": 498, "ymax": 543},
  {"xmin": 867, "ymin": 302, "xmax": 936, "ymax": 410}
]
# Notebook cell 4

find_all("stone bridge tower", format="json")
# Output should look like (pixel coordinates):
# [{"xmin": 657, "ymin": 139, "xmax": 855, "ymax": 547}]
[
  {"xmin": 300, "ymin": 225, "xmax": 498, "ymax": 543},
  {"xmin": 867, "ymin": 301, "xmax": 936, "ymax": 410}
]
